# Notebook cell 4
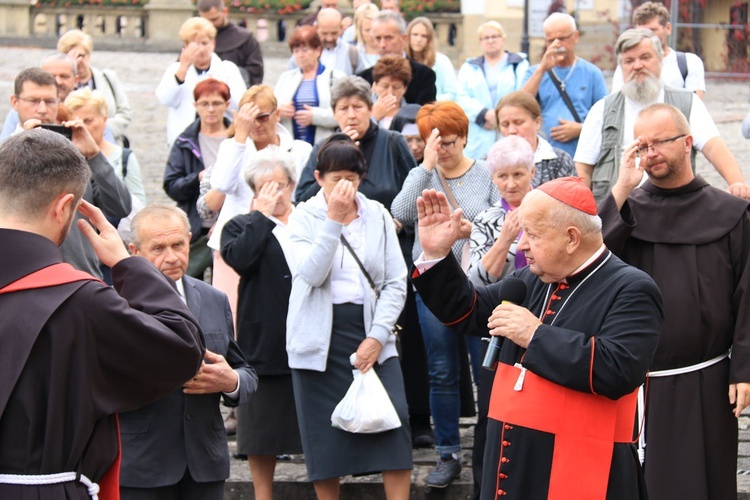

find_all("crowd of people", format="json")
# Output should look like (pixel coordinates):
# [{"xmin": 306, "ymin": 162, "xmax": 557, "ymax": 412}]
[{"xmin": 2, "ymin": 1, "xmax": 750, "ymax": 500}]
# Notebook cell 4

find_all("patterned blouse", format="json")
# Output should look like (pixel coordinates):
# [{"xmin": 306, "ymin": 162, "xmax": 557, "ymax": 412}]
[
  {"xmin": 467, "ymin": 201, "xmax": 520, "ymax": 286},
  {"xmin": 533, "ymin": 136, "xmax": 576, "ymax": 187},
  {"xmin": 391, "ymin": 159, "xmax": 500, "ymax": 262}
]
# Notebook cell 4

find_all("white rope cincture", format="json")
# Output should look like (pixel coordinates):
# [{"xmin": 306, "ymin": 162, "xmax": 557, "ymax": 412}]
[
  {"xmin": 637, "ymin": 386, "xmax": 646, "ymax": 465},
  {"xmin": 636, "ymin": 350, "xmax": 731, "ymax": 466},
  {"xmin": 647, "ymin": 351, "xmax": 730, "ymax": 378},
  {"xmin": 0, "ymin": 472, "xmax": 99, "ymax": 499}
]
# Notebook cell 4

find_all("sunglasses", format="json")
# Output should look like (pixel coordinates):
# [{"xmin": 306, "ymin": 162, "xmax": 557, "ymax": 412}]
[{"xmin": 256, "ymin": 111, "xmax": 274, "ymax": 123}]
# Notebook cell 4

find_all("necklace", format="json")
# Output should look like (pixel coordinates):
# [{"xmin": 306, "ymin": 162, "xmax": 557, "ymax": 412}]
[{"xmin": 550, "ymin": 57, "xmax": 578, "ymax": 92}]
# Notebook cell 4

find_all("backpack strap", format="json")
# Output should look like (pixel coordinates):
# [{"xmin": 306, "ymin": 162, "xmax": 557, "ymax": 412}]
[
  {"xmin": 121, "ymin": 147, "xmax": 132, "ymax": 179},
  {"xmin": 348, "ymin": 44, "xmax": 359, "ymax": 72},
  {"xmin": 675, "ymin": 51, "xmax": 688, "ymax": 84}
]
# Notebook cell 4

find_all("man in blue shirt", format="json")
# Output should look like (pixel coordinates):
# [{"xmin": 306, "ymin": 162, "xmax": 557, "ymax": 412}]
[{"xmin": 520, "ymin": 13, "xmax": 607, "ymax": 158}]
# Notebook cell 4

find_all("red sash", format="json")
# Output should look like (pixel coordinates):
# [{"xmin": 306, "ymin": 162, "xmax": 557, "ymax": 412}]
[
  {"xmin": 489, "ymin": 362, "xmax": 638, "ymax": 500},
  {"xmin": 0, "ymin": 263, "xmax": 120, "ymax": 500}
]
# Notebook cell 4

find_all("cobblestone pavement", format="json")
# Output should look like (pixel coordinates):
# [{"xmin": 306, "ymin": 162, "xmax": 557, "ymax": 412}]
[{"xmin": 2, "ymin": 45, "xmax": 750, "ymax": 496}]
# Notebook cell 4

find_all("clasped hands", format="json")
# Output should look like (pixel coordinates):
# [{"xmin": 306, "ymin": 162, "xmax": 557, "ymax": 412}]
[{"xmin": 183, "ymin": 349, "xmax": 239, "ymax": 395}]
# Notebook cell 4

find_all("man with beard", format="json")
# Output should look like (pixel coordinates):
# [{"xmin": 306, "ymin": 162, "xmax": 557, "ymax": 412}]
[
  {"xmin": 0, "ymin": 129, "xmax": 204, "ymax": 499},
  {"xmin": 575, "ymin": 29, "xmax": 748, "ymax": 204},
  {"xmin": 7, "ymin": 68, "xmax": 132, "ymax": 279},
  {"xmin": 611, "ymin": 1, "xmax": 705, "ymax": 99},
  {"xmin": 599, "ymin": 103, "xmax": 750, "ymax": 500}
]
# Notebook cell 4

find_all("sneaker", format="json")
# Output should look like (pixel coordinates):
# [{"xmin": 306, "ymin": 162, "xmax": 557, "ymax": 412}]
[{"xmin": 426, "ymin": 456, "xmax": 461, "ymax": 488}]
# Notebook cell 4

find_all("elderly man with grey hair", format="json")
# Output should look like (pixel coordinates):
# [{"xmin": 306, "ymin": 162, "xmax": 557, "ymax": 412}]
[
  {"xmin": 411, "ymin": 177, "xmax": 663, "ymax": 500},
  {"xmin": 575, "ymin": 28, "xmax": 749, "ymax": 203},
  {"xmin": 357, "ymin": 10, "xmax": 436, "ymax": 105},
  {"xmin": 122, "ymin": 203, "xmax": 256, "ymax": 500}
]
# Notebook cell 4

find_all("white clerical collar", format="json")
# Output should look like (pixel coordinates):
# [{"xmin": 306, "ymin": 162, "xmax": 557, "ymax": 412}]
[{"xmin": 570, "ymin": 244, "xmax": 607, "ymax": 276}]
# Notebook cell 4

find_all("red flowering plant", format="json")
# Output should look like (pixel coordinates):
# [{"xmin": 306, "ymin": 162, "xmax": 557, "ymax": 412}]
[
  {"xmin": 222, "ymin": 0, "xmax": 311, "ymax": 14},
  {"xmin": 398, "ymin": 0, "xmax": 459, "ymax": 15},
  {"xmin": 35, "ymin": 0, "xmax": 146, "ymax": 6}
]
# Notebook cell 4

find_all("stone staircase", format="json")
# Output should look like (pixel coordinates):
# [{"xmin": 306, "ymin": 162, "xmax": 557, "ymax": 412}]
[
  {"xmin": 224, "ymin": 417, "xmax": 478, "ymax": 500},
  {"xmin": 224, "ymin": 411, "xmax": 750, "ymax": 499}
]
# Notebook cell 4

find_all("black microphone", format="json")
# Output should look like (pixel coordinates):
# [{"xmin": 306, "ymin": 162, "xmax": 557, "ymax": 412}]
[{"xmin": 481, "ymin": 277, "xmax": 527, "ymax": 371}]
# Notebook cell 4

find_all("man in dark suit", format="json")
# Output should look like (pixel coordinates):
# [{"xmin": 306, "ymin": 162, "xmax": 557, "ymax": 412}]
[
  {"xmin": 357, "ymin": 10, "xmax": 437, "ymax": 105},
  {"xmin": 120, "ymin": 204, "xmax": 257, "ymax": 500}
]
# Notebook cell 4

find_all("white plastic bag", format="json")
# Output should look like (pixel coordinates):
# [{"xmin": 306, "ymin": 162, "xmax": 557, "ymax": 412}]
[{"xmin": 331, "ymin": 354, "xmax": 402, "ymax": 434}]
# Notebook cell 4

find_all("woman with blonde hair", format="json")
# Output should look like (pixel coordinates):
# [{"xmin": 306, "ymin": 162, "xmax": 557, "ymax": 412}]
[
  {"xmin": 65, "ymin": 87, "xmax": 146, "ymax": 281},
  {"xmin": 405, "ymin": 17, "xmax": 457, "ymax": 101},
  {"xmin": 156, "ymin": 17, "xmax": 246, "ymax": 148},
  {"xmin": 456, "ymin": 20, "xmax": 529, "ymax": 160},
  {"xmin": 354, "ymin": 3, "xmax": 381, "ymax": 69},
  {"xmin": 208, "ymin": 84, "xmax": 311, "ymax": 324},
  {"xmin": 64, "ymin": 87, "xmax": 146, "ymax": 210},
  {"xmin": 58, "ymin": 29, "xmax": 132, "ymax": 145}
]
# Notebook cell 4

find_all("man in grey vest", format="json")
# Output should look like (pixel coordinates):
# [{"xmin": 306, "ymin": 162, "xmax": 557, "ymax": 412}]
[{"xmin": 575, "ymin": 29, "xmax": 748, "ymax": 203}]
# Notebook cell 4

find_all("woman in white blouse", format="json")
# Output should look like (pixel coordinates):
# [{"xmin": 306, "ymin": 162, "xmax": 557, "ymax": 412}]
[
  {"xmin": 208, "ymin": 85, "xmax": 311, "ymax": 323},
  {"xmin": 155, "ymin": 17, "xmax": 246, "ymax": 149}
]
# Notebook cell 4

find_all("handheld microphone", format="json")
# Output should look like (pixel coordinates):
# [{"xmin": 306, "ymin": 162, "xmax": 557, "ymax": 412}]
[{"xmin": 481, "ymin": 277, "xmax": 527, "ymax": 371}]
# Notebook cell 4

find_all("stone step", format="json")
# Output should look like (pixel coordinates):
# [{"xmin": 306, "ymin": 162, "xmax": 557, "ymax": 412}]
[{"xmin": 224, "ymin": 418, "xmax": 478, "ymax": 499}]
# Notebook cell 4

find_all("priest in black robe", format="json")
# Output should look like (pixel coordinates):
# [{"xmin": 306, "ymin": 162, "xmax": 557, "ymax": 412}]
[
  {"xmin": 0, "ymin": 130, "xmax": 205, "ymax": 499},
  {"xmin": 411, "ymin": 178, "xmax": 663, "ymax": 500},
  {"xmin": 599, "ymin": 102, "xmax": 750, "ymax": 500}
]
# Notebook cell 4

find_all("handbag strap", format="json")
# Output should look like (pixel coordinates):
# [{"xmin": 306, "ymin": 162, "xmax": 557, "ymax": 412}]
[
  {"xmin": 436, "ymin": 168, "xmax": 461, "ymax": 211},
  {"xmin": 340, "ymin": 234, "xmax": 379, "ymax": 298},
  {"xmin": 546, "ymin": 69, "xmax": 582, "ymax": 123}
]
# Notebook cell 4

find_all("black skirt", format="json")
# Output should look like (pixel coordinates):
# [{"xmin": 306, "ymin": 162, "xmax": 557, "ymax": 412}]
[
  {"xmin": 292, "ymin": 303, "xmax": 413, "ymax": 481},
  {"xmin": 236, "ymin": 374, "xmax": 303, "ymax": 455}
]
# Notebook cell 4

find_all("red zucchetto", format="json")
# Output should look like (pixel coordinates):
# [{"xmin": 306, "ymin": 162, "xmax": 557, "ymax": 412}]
[{"xmin": 536, "ymin": 177, "xmax": 598, "ymax": 215}]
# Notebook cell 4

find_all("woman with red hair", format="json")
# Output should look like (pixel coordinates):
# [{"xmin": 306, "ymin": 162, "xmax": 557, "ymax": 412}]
[
  {"xmin": 391, "ymin": 100, "xmax": 500, "ymax": 489},
  {"xmin": 163, "ymin": 77, "xmax": 232, "ymax": 279}
]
